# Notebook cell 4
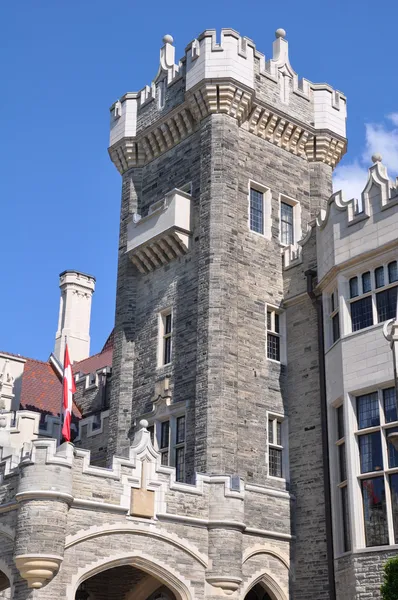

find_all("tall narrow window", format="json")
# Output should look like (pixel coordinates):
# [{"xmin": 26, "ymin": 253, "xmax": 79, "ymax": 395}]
[
  {"xmin": 249, "ymin": 188, "xmax": 264, "ymax": 234},
  {"xmin": 330, "ymin": 289, "xmax": 340, "ymax": 344},
  {"xmin": 280, "ymin": 201, "xmax": 294, "ymax": 245},
  {"xmin": 159, "ymin": 421, "xmax": 170, "ymax": 466},
  {"xmin": 350, "ymin": 296, "xmax": 373, "ymax": 331},
  {"xmin": 362, "ymin": 477, "xmax": 388, "ymax": 547},
  {"xmin": 376, "ymin": 287, "xmax": 398, "ymax": 323},
  {"xmin": 175, "ymin": 415, "xmax": 186, "ymax": 482},
  {"xmin": 388, "ymin": 261, "xmax": 398, "ymax": 284},
  {"xmin": 159, "ymin": 310, "xmax": 173, "ymax": 366},
  {"xmin": 267, "ymin": 309, "xmax": 281, "ymax": 361},
  {"xmin": 268, "ymin": 416, "xmax": 283, "ymax": 478},
  {"xmin": 336, "ymin": 404, "xmax": 350, "ymax": 551}
]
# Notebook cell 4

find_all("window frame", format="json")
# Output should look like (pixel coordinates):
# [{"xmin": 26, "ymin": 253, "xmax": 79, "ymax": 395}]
[
  {"xmin": 149, "ymin": 413, "xmax": 186, "ymax": 483},
  {"xmin": 345, "ymin": 262, "xmax": 398, "ymax": 334},
  {"xmin": 267, "ymin": 413, "xmax": 288, "ymax": 481},
  {"xmin": 278, "ymin": 194, "xmax": 301, "ymax": 247},
  {"xmin": 157, "ymin": 308, "xmax": 173, "ymax": 367},
  {"xmin": 266, "ymin": 305, "xmax": 286, "ymax": 364},
  {"xmin": 353, "ymin": 387, "xmax": 398, "ymax": 548},
  {"xmin": 247, "ymin": 181, "xmax": 272, "ymax": 239},
  {"xmin": 335, "ymin": 402, "xmax": 351, "ymax": 553}
]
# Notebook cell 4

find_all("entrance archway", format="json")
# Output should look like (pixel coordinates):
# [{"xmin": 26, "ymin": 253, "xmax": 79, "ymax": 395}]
[
  {"xmin": 245, "ymin": 583, "xmax": 272, "ymax": 600},
  {"xmin": 74, "ymin": 564, "xmax": 179, "ymax": 600},
  {"xmin": 0, "ymin": 569, "xmax": 11, "ymax": 599}
]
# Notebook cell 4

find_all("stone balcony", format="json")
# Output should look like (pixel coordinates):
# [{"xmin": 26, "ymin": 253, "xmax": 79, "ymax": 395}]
[{"xmin": 126, "ymin": 189, "xmax": 192, "ymax": 273}]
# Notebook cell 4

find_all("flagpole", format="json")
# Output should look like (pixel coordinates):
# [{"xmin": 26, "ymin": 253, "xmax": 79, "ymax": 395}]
[{"xmin": 57, "ymin": 335, "xmax": 67, "ymax": 447}]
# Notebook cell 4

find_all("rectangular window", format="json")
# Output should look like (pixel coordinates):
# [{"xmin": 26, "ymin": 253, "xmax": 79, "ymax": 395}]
[
  {"xmin": 280, "ymin": 201, "xmax": 294, "ymax": 245},
  {"xmin": 339, "ymin": 443, "xmax": 347, "ymax": 482},
  {"xmin": 361, "ymin": 477, "xmax": 388, "ymax": 547},
  {"xmin": 390, "ymin": 473, "xmax": 398, "ymax": 543},
  {"xmin": 268, "ymin": 416, "xmax": 284, "ymax": 478},
  {"xmin": 388, "ymin": 428, "xmax": 398, "ymax": 468},
  {"xmin": 160, "ymin": 310, "xmax": 173, "ymax": 366},
  {"xmin": 388, "ymin": 261, "xmax": 398, "ymax": 284},
  {"xmin": 154, "ymin": 416, "xmax": 186, "ymax": 482},
  {"xmin": 357, "ymin": 392, "xmax": 380, "ymax": 429},
  {"xmin": 341, "ymin": 486, "xmax": 351, "ymax": 552},
  {"xmin": 337, "ymin": 404, "xmax": 345, "ymax": 439},
  {"xmin": 376, "ymin": 287, "xmax": 398, "ymax": 323},
  {"xmin": 384, "ymin": 388, "xmax": 397, "ymax": 423},
  {"xmin": 359, "ymin": 432, "xmax": 383, "ymax": 473},
  {"xmin": 332, "ymin": 314, "xmax": 340, "ymax": 344},
  {"xmin": 362, "ymin": 271, "xmax": 372, "ymax": 293},
  {"xmin": 160, "ymin": 420, "xmax": 170, "ymax": 449},
  {"xmin": 249, "ymin": 188, "xmax": 264, "ymax": 234},
  {"xmin": 176, "ymin": 415, "xmax": 185, "ymax": 444},
  {"xmin": 329, "ymin": 290, "xmax": 340, "ymax": 345},
  {"xmin": 350, "ymin": 296, "xmax": 373, "ymax": 331},
  {"xmin": 375, "ymin": 266, "xmax": 385, "ymax": 288},
  {"xmin": 350, "ymin": 277, "xmax": 359, "ymax": 298},
  {"xmin": 267, "ymin": 309, "xmax": 281, "ymax": 362},
  {"xmin": 175, "ymin": 446, "xmax": 185, "ymax": 482}
]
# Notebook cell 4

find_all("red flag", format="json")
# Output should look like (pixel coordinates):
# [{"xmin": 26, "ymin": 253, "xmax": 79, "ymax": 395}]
[{"xmin": 62, "ymin": 344, "xmax": 75, "ymax": 442}]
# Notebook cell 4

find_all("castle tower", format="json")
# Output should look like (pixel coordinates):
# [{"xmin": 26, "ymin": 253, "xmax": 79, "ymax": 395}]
[
  {"xmin": 54, "ymin": 270, "xmax": 96, "ymax": 363},
  {"xmin": 106, "ymin": 28, "xmax": 347, "ymax": 600}
]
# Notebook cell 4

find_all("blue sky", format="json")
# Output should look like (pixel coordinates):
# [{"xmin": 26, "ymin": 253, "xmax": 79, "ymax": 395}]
[{"xmin": 1, "ymin": 0, "xmax": 398, "ymax": 361}]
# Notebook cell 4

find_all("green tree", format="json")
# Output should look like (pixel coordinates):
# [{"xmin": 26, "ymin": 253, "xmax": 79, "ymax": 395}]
[{"xmin": 381, "ymin": 556, "xmax": 398, "ymax": 600}]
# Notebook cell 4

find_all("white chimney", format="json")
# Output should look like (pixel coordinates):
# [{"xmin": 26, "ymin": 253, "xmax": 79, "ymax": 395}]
[{"xmin": 54, "ymin": 270, "xmax": 96, "ymax": 364}]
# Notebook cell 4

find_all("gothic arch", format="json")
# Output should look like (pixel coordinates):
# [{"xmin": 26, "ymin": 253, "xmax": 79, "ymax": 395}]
[
  {"xmin": 67, "ymin": 552, "xmax": 194, "ymax": 600},
  {"xmin": 240, "ymin": 571, "xmax": 288, "ymax": 600}
]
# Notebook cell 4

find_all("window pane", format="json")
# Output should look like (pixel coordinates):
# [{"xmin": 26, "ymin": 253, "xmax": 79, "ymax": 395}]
[
  {"xmin": 388, "ymin": 261, "xmax": 398, "ymax": 284},
  {"xmin": 161, "ymin": 451, "xmax": 169, "ymax": 466},
  {"xmin": 351, "ymin": 296, "xmax": 373, "ymax": 331},
  {"xmin": 337, "ymin": 405, "xmax": 344, "ymax": 439},
  {"xmin": 357, "ymin": 392, "xmax": 379, "ymax": 429},
  {"xmin": 148, "ymin": 425, "xmax": 155, "ymax": 445},
  {"xmin": 331, "ymin": 292, "xmax": 335, "ymax": 313},
  {"xmin": 175, "ymin": 447, "xmax": 185, "ymax": 482},
  {"xmin": 376, "ymin": 287, "xmax": 397, "ymax": 323},
  {"xmin": 375, "ymin": 266, "xmax": 385, "ymax": 288},
  {"xmin": 163, "ymin": 336, "xmax": 172, "ymax": 364},
  {"xmin": 359, "ymin": 432, "xmax": 383, "ymax": 473},
  {"xmin": 160, "ymin": 421, "xmax": 170, "ymax": 449},
  {"xmin": 390, "ymin": 474, "xmax": 398, "ymax": 543},
  {"xmin": 267, "ymin": 311, "xmax": 272, "ymax": 331},
  {"xmin": 274, "ymin": 313, "xmax": 280, "ymax": 333},
  {"xmin": 362, "ymin": 271, "xmax": 371, "ymax": 293},
  {"xmin": 280, "ymin": 202, "xmax": 294, "ymax": 245},
  {"xmin": 250, "ymin": 188, "xmax": 264, "ymax": 234},
  {"xmin": 361, "ymin": 477, "xmax": 388, "ymax": 547},
  {"xmin": 339, "ymin": 442, "xmax": 347, "ymax": 482},
  {"xmin": 332, "ymin": 314, "xmax": 340, "ymax": 343},
  {"xmin": 269, "ymin": 447, "xmax": 282, "ymax": 477},
  {"xmin": 387, "ymin": 427, "xmax": 398, "ymax": 468},
  {"xmin": 384, "ymin": 388, "xmax": 397, "ymax": 423},
  {"xmin": 176, "ymin": 416, "xmax": 185, "ymax": 444},
  {"xmin": 268, "ymin": 419, "xmax": 274, "ymax": 444},
  {"xmin": 165, "ymin": 313, "xmax": 172, "ymax": 334},
  {"xmin": 276, "ymin": 421, "xmax": 282, "ymax": 445},
  {"xmin": 267, "ymin": 333, "xmax": 280, "ymax": 361},
  {"xmin": 341, "ymin": 486, "xmax": 351, "ymax": 552},
  {"xmin": 349, "ymin": 277, "xmax": 359, "ymax": 298}
]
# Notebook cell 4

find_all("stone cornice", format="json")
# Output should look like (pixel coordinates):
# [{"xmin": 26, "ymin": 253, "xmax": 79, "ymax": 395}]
[{"xmin": 108, "ymin": 78, "xmax": 347, "ymax": 174}]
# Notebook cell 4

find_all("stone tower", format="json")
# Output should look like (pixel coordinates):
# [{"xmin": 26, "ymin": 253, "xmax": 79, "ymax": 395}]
[
  {"xmin": 54, "ymin": 270, "xmax": 96, "ymax": 363},
  {"xmin": 107, "ymin": 27, "xmax": 346, "ymax": 599}
]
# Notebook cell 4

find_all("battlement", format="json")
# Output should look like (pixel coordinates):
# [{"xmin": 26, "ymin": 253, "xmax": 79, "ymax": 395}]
[{"xmin": 109, "ymin": 28, "xmax": 347, "ymax": 173}]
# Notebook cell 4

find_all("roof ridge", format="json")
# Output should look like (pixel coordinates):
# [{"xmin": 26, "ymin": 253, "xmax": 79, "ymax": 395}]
[{"xmin": 0, "ymin": 350, "xmax": 50, "ymax": 365}]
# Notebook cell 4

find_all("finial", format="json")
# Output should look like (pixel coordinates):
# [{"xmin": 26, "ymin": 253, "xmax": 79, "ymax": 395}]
[
  {"xmin": 162, "ymin": 34, "xmax": 174, "ymax": 45},
  {"xmin": 372, "ymin": 153, "xmax": 383, "ymax": 163},
  {"xmin": 275, "ymin": 28, "xmax": 286, "ymax": 39},
  {"xmin": 139, "ymin": 419, "xmax": 149, "ymax": 429}
]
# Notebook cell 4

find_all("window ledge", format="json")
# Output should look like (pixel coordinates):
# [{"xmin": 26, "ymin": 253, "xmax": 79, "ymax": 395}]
[{"xmin": 342, "ymin": 321, "xmax": 384, "ymax": 340}]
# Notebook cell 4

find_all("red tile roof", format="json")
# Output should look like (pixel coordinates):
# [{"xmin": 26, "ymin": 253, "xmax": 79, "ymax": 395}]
[
  {"xmin": 73, "ymin": 348, "xmax": 113, "ymax": 376},
  {"xmin": 19, "ymin": 357, "xmax": 81, "ymax": 419}
]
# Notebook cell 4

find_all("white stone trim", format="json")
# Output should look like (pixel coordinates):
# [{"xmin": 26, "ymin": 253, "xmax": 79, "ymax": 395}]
[
  {"xmin": 247, "ymin": 181, "xmax": 272, "ymax": 240},
  {"xmin": 278, "ymin": 193, "xmax": 301, "ymax": 247},
  {"xmin": 242, "ymin": 545, "xmax": 289, "ymax": 569},
  {"xmin": 239, "ymin": 569, "xmax": 289, "ymax": 600}
]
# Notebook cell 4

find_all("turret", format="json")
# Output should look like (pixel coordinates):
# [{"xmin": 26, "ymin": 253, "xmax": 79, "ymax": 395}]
[{"xmin": 54, "ymin": 270, "xmax": 96, "ymax": 363}]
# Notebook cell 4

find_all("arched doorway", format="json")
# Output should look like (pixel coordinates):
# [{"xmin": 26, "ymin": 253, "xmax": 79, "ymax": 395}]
[
  {"xmin": 245, "ymin": 583, "xmax": 273, "ymax": 600},
  {"xmin": 75, "ymin": 565, "xmax": 178, "ymax": 600},
  {"xmin": 0, "ymin": 569, "xmax": 11, "ymax": 599}
]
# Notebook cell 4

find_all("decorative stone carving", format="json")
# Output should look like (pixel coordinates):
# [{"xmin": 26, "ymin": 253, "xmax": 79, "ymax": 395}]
[
  {"xmin": 15, "ymin": 555, "xmax": 62, "ymax": 589},
  {"xmin": 206, "ymin": 576, "xmax": 242, "ymax": 595}
]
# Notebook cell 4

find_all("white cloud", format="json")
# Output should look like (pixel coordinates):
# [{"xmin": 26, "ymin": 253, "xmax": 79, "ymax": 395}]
[{"xmin": 333, "ymin": 114, "xmax": 398, "ymax": 199}]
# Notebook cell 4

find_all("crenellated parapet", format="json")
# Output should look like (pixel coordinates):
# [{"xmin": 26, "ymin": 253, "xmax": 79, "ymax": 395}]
[
  {"xmin": 109, "ymin": 28, "xmax": 347, "ymax": 174},
  {"xmin": 0, "ymin": 420, "xmax": 292, "ymax": 594}
]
